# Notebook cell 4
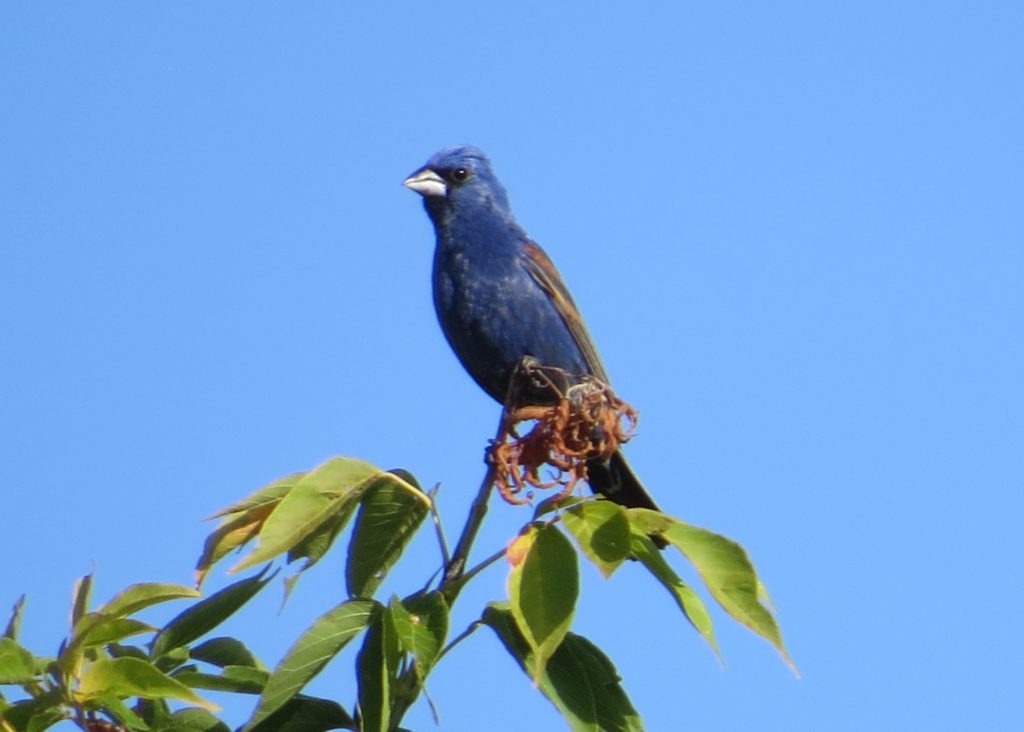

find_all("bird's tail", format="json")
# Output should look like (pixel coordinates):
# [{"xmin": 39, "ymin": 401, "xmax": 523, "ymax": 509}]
[
  {"xmin": 586, "ymin": 451, "xmax": 667, "ymax": 548},
  {"xmin": 586, "ymin": 450, "xmax": 660, "ymax": 510}
]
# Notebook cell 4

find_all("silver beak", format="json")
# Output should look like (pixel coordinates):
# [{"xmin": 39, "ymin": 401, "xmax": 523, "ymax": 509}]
[{"xmin": 403, "ymin": 168, "xmax": 447, "ymax": 198}]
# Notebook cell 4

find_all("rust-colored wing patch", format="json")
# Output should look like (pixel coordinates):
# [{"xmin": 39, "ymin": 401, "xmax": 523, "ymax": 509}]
[{"xmin": 521, "ymin": 240, "xmax": 609, "ymax": 382}]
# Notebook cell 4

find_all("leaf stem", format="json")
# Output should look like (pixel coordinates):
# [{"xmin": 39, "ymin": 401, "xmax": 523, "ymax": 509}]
[
  {"xmin": 441, "ymin": 546, "xmax": 508, "ymax": 602},
  {"xmin": 435, "ymin": 620, "xmax": 484, "ymax": 664},
  {"xmin": 439, "ymin": 357, "xmax": 537, "ymax": 597},
  {"xmin": 426, "ymin": 483, "xmax": 451, "ymax": 568},
  {"xmin": 440, "ymin": 463, "xmax": 495, "ymax": 594}
]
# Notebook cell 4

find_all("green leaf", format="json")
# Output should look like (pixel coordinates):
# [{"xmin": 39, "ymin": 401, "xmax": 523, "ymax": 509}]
[
  {"xmin": 757, "ymin": 578, "xmax": 778, "ymax": 611},
  {"xmin": 483, "ymin": 605, "xmax": 643, "ymax": 732},
  {"xmin": 161, "ymin": 707, "xmax": 231, "ymax": 732},
  {"xmin": 246, "ymin": 695, "xmax": 355, "ymax": 732},
  {"xmin": 23, "ymin": 708, "xmax": 66, "ymax": 732},
  {"xmin": 62, "ymin": 610, "xmax": 155, "ymax": 663},
  {"xmin": 154, "ymin": 646, "xmax": 190, "ymax": 674},
  {"xmin": 355, "ymin": 605, "xmax": 400, "ymax": 732},
  {"xmin": 64, "ymin": 610, "xmax": 160, "ymax": 662},
  {"xmin": 98, "ymin": 583, "xmax": 201, "ymax": 619},
  {"xmin": 173, "ymin": 665, "xmax": 268, "ymax": 694},
  {"xmin": 196, "ymin": 510, "xmax": 273, "ymax": 588},
  {"xmin": 77, "ymin": 616, "xmax": 156, "ymax": 647},
  {"xmin": 389, "ymin": 593, "xmax": 448, "ymax": 681},
  {"xmin": 0, "ymin": 692, "xmax": 63, "ymax": 731},
  {"xmin": 60, "ymin": 612, "xmax": 118, "ymax": 674},
  {"xmin": 629, "ymin": 531, "xmax": 718, "ymax": 657},
  {"xmin": 346, "ymin": 472, "xmax": 430, "ymax": 598},
  {"xmin": 4, "ymin": 595, "xmax": 25, "ymax": 640},
  {"xmin": 281, "ymin": 574, "xmax": 302, "ymax": 609},
  {"xmin": 0, "ymin": 638, "xmax": 36, "ymax": 683},
  {"xmin": 631, "ymin": 509, "xmax": 796, "ymax": 673},
  {"xmin": 77, "ymin": 657, "xmax": 218, "ymax": 711},
  {"xmin": 562, "ymin": 501, "xmax": 631, "ymax": 578},
  {"xmin": 189, "ymin": 637, "xmax": 262, "ymax": 669},
  {"xmin": 152, "ymin": 570, "xmax": 273, "ymax": 658},
  {"xmin": 231, "ymin": 457, "xmax": 383, "ymax": 573},
  {"xmin": 199, "ymin": 473, "xmax": 311, "ymax": 587},
  {"xmin": 507, "ymin": 525, "xmax": 579, "ymax": 681},
  {"xmin": 533, "ymin": 494, "xmax": 585, "ymax": 520},
  {"xmin": 94, "ymin": 692, "xmax": 150, "ymax": 731},
  {"xmin": 71, "ymin": 573, "xmax": 93, "ymax": 628},
  {"xmin": 107, "ymin": 643, "xmax": 150, "ymax": 661},
  {"xmin": 133, "ymin": 698, "xmax": 172, "ymax": 729},
  {"xmin": 27, "ymin": 715, "xmax": 65, "ymax": 732},
  {"xmin": 288, "ymin": 499, "xmax": 356, "ymax": 565},
  {"xmin": 243, "ymin": 599, "xmax": 376, "ymax": 730},
  {"xmin": 207, "ymin": 472, "xmax": 306, "ymax": 520}
]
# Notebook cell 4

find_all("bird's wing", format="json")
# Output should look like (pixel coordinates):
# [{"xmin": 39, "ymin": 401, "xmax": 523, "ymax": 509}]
[{"xmin": 521, "ymin": 241, "xmax": 610, "ymax": 383}]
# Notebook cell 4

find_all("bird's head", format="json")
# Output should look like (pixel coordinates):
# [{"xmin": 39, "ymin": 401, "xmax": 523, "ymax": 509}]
[{"xmin": 403, "ymin": 145, "xmax": 511, "ymax": 219}]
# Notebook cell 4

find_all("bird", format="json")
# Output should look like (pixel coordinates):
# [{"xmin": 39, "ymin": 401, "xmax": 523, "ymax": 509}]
[{"xmin": 403, "ymin": 145, "xmax": 660, "ymax": 513}]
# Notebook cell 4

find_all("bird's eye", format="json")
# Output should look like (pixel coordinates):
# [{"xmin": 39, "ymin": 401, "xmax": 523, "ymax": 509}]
[{"xmin": 450, "ymin": 168, "xmax": 470, "ymax": 183}]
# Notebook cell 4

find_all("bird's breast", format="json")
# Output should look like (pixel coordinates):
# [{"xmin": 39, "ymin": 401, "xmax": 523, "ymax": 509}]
[{"xmin": 432, "ymin": 245, "xmax": 591, "ymax": 402}]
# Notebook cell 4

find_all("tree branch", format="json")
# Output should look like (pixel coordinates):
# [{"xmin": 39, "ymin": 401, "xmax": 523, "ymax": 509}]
[{"xmin": 439, "ymin": 357, "xmax": 539, "ymax": 599}]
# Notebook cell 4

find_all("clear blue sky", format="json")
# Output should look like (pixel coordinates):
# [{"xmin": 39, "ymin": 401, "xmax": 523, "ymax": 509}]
[{"xmin": 2, "ymin": 3, "xmax": 1021, "ymax": 730}]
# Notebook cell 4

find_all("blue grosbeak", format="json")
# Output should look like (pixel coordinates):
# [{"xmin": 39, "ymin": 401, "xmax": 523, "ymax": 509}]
[{"xmin": 404, "ymin": 145, "xmax": 660, "ymax": 512}]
